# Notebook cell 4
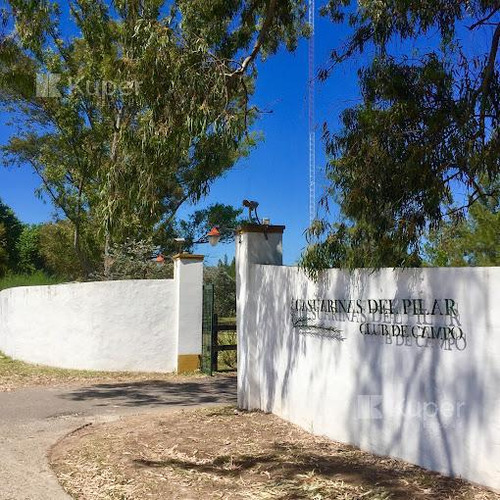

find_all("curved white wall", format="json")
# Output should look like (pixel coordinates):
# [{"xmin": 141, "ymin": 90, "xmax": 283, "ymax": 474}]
[{"xmin": 0, "ymin": 280, "xmax": 178, "ymax": 372}]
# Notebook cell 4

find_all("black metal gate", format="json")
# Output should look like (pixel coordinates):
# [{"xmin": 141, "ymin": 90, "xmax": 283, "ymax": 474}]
[
  {"xmin": 201, "ymin": 284, "xmax": 237, "ymax": 375},
  {"xmin": 201, "ymin": 284, "xmax": 215, "ymax": 375}
]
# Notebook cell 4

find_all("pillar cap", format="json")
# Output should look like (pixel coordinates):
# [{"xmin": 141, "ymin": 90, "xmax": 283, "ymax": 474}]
[
  {"xmin": 172, "ymin": 253, "xmax": 204, "ymax": 261},
  {"xmin": 237, "ymin": 223, "xmax": 285, "ymax": 234}
]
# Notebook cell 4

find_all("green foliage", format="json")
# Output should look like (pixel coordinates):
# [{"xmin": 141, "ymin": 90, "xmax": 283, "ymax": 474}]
[
  {"xmin": 0, "ymin": 198, "xmax": 22, "ymax": 270},
  {"xmin": 217, "ymin": 330, "xmax": 237, "ymax": 371},
  {"xmin": 176, "ymin": 203, "xmax": 244, "ymax": 251},
  {"xmin": 0, "ymin": 223, "xmax": 8, "ymax": 277},
  {"xmin": 223, "ymin": 254, "xmax": 236, "ymax": 279},
  {"xmin": 424, "ymin": 191, "xmax": 500, "ymax": 267},
  {"xmin": 0, "ymin": 271, "xmax": 63, "ymax": 291},
  {"xmin": 38, "ymin": 220, "xmax": 99, "ymax": 280},
  {"xmin": 95, "ymin": 238, "xmax": 173, "ymax": 281},
  {"xmin": 16, "ymin": 224, "xmax": 44, "ymax": 273},
  {"xmin": 303, "ymin": 1, "xmax": 500, "ymax": 273},
  {"xmin": 204, "ymin": 258, "xmax": 236, "ymax": 318},
  {"xmin": 0, "ymin": 0, "xmax": 307, "ymax": 273}
]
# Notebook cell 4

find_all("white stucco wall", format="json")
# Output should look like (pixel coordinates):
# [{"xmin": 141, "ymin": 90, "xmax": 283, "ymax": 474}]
[
  {"xmin": 238, "ymin": 233, "xmax": 500, "ymax": 490},
  {"xmin": 0, "ymin": 279, "xmax": 178, "ymax": 372},
  {"xmin": 175, "ymin": 258, "xmax": 203, "ymax": 356}
]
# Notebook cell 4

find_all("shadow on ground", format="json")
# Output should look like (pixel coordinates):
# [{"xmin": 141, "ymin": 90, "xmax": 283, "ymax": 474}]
[
  {"xmin": 132, "ymin": 440, "xmax": 489, "ymax": 500},
  {"xmin": 58, "ymin": 375, "xmax": 237, "ymax": 408}
]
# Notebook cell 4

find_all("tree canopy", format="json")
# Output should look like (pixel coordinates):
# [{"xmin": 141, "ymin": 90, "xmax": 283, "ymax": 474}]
[
  {"xmin": 176, "ymin": 203, "xmax": 244, "ymax": 251},
  {"xmin": 0, "ymin": 0, "xmax": 307, "ymax": 275},
  {"xmin": 0, "ymin": 198, "xmax": 22, "ymax": 270},
  {"xmin": 424, "ymin": 179, "xmax": 500, "ymax": 266},
  {"xmin": 0, "ymin": 223, "xmax": 8, "ymax": 277},
  {"xmin": 303, "ymin": 1, "xmax": 500, "ymax": 274}
]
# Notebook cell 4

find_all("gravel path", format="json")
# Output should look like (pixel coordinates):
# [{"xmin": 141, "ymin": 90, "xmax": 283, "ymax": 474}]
[{"xmin": 0, "ymin": 376, "xmax": 236, "ymax": 500}]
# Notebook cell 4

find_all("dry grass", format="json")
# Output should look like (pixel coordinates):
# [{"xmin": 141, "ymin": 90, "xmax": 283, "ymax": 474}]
[
  {"xmin": 215, "ymin": 317, "xmax": 237, "ymax": 371},
  {"xmin": 50, "ymin": 406, "xmax": 499, "ymax": 500},
  {"xmin": 217, "ymin": 331, "xmax": 237, "ymax": 371},
  {"xmin": 0, "ymin": 351, "xmax": 204, "ymax": 392}
]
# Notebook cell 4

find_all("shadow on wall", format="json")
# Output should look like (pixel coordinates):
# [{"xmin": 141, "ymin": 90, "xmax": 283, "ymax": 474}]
[
  {"xmin": 343, "ymin": 268, "xmax": 498, "ymax": 479},
  {"xmin": 248, "ymin": 265, "xmax": 347, "ymax": 414},
  {"xmin": 244, "ymin": 264, "xmax": 500, "ymax": 485}
]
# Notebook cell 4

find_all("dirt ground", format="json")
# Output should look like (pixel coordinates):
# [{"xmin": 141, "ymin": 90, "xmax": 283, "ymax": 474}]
[
  {"xmin": 0, "ymin": 376, "xmax": 236, "ymax": 500},
  {"xmin": 49, "ymin": 406, "xmax": 499, "ymax": 500}
]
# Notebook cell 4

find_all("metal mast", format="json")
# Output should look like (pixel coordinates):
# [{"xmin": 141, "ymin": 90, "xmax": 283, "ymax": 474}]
[{"xmin": 308, "ymin": 0, "xmax": 316, "ymax": 224}]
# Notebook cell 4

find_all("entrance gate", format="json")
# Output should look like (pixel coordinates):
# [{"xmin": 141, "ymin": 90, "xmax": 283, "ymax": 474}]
[
  {"xmin": 201, "ymin": 284, "xmax": 237, "ymax": 375},
  {"xmin": 201, "ymin": 284, "xmax": 215, "ymax": 375}
]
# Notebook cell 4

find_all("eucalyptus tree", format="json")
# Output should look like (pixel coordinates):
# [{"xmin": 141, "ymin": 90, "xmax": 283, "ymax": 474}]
[
  {"xmin": 302, "ymin": 1, "xmax": 500, "ymax": 274},
  {"xmin": 424, "ymin": 179, "xmax": 500, "ymax": 267},
  {"xmin": 174, "ymin": 202, "xmax": 244, "ymax": 251},
  {"xmin": 0, "ymin": 0, "xmax": 307, "ymax": 275},
  {"xmin": 0, "ymin": 223, "xmax": 8, "ymax": 276},
  {"xmin": 0, "ymin": 198, "xmax": 22, "ymax": 270}
]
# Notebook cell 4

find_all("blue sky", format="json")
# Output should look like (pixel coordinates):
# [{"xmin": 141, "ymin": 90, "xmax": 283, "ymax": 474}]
[
  {"xmin": 0, "ymin": 6, "xmax": 362, "ymax": 266},
  {"xmin": 0, "ymin": 4, "xmax": 491, "ymax": 265}
]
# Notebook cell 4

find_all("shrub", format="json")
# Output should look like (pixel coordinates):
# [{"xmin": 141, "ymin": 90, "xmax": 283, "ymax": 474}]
[
  {"xmin": 94, "ymin": 239, "xmax": 173, "ymax": 281},
  {"xmin": 0, "ymin": 271, "xmax": 64, "ymax": 291}
]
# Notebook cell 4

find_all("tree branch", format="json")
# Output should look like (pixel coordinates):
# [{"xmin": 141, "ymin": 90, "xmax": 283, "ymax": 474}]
[
  {"xmin": 163, "ymin": 193, "xmax": 191, "ymax": 227},
  {"xmin": 476, "ymin": 22, "xmax": 500, "ymax": 139},
  {"xmin": 227, "ymin": 0, "xmax": 277, "ymax": 77},
  {"xmin": 29, "ymin": 159, "xmax": 75, "ymax": 223},
  {"xmin": 468, "ymin": 6, "xmax": 500, "ymax": 31}
]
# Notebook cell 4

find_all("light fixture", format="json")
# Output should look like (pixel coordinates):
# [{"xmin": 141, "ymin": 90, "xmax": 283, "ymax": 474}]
[
  {"xmin": 207, "ymin": 226, "xmax": 221, "ymax": 247},
  {"xmin": 174, "ymin": 237, "xmax": 187, "ymax": 253}
]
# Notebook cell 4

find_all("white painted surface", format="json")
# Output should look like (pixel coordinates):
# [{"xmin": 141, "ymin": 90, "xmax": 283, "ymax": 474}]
[
  {"xmin": 175, "ymin": 258, "xmax": 203, "ymax": 355},
  {"xmin": 237, "ymin": 230, "xmax": 500, "ymax": 490},
  {"xmin": 236, "ymin": 228, "xmax": 284, "ymax": 410},
  {"xmin": 0, "ymin": 258, "xmax": 204, "ymax": 372}
]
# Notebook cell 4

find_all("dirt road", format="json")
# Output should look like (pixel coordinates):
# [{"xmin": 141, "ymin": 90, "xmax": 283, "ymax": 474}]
[{"xmin": 0, "ymin": 376, "xmax": 236, "ymax": 500}]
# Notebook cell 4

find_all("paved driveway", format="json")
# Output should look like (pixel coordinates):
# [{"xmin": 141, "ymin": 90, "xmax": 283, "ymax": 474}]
[{"xmin": 0, "ymin": 376, "xmax": 237, "ymax": 500}]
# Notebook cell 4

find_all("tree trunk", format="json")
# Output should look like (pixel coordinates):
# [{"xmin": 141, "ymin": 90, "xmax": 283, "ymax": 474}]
[
  {"xmin": 104, "ymin": 226, "xmax": 112, "ymax": 279},
  {"xmin": 73, "ymin": 223, "xmax": 92, "ymax": 279}
]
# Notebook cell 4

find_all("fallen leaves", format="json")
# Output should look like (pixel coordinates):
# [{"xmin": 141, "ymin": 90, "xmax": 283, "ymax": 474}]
[{"xmin": 49, "ymin": 406, "xmax": 500, "ymax": 500}]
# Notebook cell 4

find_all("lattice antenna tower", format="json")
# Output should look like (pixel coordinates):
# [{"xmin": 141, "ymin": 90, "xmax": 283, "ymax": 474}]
[{"xmin": 308, "ymin": 0, "xmax": 316, "ymax": 224}]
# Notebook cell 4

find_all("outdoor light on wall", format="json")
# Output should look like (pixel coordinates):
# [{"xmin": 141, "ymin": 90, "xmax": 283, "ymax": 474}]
[
  {"xmin": 177, "ymin": 200, "xmax": 269, "ymax": 252},
  {"xmin": 185, "ymin": 227, "xmax": 222, "ymax": 248},
  {"xmin": 171, "ymin": 228, "xmax": 223, "ymax": 254},
  {"xmin": 207, "ymin": 226, "xmax": 222, "ymax": 247}
]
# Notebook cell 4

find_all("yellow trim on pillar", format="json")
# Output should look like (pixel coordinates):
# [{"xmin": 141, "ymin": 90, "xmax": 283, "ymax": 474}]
[
  {"xmin": 177, "ymin": 354, "xmax": 200, "ymax": 373},
  {"xmin": 172, "ymin": 253, "xmax": 204, "ymax": 261}
]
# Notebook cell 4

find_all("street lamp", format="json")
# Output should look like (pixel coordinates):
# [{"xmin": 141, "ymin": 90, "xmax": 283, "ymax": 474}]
[
  {"xmin": 207, "ymin": 226, "xmax": 221, "ymax": 247},
  {"xmin": 177, "ymin": 200, "xmax": 267, "ymax": 251}
]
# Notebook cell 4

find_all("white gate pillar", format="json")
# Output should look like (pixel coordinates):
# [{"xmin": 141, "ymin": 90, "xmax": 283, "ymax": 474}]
[
  {"xmin": 236, "ymin": 223, "xmax": 285, "ymax": 408},
  {"xmin": 174, "ymin": 253, "xmax": 204, "ymax": 373}
]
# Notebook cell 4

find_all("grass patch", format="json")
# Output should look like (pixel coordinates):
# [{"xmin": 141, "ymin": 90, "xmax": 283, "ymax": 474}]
[
  {"xmin": 217, "ymin": 330, "xmax": 237, "ymax": 371},
  {"xmin": 217, "ymin": 317, "xmax": 237, "ymax": 371},
  {"xmin": 0, "ymin": 271, "xmax": 65, "ymax": 291},
  {"xmin": 0, "ymin": 351, "xmax": 203, "ymax": 392},
  {"xmin": 218, "ymin": 316, "xmax": 236, "ymax": 325}
]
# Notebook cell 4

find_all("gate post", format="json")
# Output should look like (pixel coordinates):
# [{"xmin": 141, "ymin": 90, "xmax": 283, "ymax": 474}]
[
  {"xmin": 174, "ymin": 253, "xmax": 204, "ymax": 373},
  {"xmin": 236, "ymin": 224, "xmax": 285, "ymax": 409}
]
